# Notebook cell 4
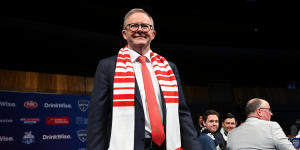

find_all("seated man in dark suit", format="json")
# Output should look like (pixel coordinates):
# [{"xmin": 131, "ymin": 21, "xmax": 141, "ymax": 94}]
[{"xmin": 201, "ymin": 110, "xmax": 226, "ymax": 150}]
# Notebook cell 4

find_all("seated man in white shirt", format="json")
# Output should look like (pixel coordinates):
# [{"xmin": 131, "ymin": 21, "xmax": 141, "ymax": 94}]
[
  {"xmin": 219, "ymin": 113, "xmax": 237, "ymax": 142},
  {"xmin": 227, "ymin": 98, "xmax": 295, "ymax": 150}
]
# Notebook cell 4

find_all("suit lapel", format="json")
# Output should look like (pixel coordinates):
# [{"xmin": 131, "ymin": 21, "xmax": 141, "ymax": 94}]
[{"xmin": 134, "ymin": 80, "xmax": 143, "ymax": 107}]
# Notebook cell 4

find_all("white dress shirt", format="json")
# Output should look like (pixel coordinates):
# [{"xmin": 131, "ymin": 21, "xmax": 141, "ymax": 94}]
[{"xmin": 129, "ymin": 49, "xmax": 163, "ymax": 134}]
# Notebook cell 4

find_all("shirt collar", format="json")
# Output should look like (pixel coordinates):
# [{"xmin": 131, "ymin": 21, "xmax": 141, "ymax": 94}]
[{"xmin": 128, "ymin": 49, "xmax": 152, "ymax": 63}]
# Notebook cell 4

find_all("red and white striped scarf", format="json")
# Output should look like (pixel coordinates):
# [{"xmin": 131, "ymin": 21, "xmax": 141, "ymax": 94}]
[{"xmin": 109, "ymin": 46, "xmax": 183, "ymax": 150}]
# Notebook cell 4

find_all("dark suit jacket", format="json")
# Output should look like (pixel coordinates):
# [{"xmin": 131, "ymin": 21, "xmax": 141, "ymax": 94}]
[
  {"xmin": 197, "ymin": 133, "xmax": 217, "ymax": 150},
  {"xmin": 87, "ymin": 55, "xmax": 202, "ymax": 150}
]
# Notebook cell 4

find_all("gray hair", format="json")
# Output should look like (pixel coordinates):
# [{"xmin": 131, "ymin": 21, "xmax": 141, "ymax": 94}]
[{"xmin": 123, "ymin": 8, "xmax": 154, "ymax": 29}]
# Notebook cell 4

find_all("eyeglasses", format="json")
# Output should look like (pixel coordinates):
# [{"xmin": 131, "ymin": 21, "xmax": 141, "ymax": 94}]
[
  {"xmin": 259, "ymin": 107, "xmax": 272, "ymax": 113},
  {"xmin": 124, "ymin": 23, "xmax": 154, "ymax": 32}
]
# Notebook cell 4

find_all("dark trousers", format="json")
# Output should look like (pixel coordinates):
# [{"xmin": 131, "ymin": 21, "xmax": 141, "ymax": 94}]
[{"xmin": 144, "ymin": 138, "xmax": 165, "ymax": 150}]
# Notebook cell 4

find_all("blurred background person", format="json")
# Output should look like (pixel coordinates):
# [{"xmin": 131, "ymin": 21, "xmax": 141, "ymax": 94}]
[
  {"xmin": 227, "ymin": 98, "xmax": 295, "ymax": 150},
  {"xmin": 219, "ymin": 113, "xmax": 237, "ymax": 142}
]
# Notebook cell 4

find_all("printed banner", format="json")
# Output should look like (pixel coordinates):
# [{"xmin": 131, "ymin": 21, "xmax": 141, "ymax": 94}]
[{"xmin": 0, "ymin": 91, "xmax": 89, "ymax": 150}]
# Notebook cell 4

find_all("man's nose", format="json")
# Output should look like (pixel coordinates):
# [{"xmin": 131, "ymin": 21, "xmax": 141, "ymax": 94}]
[{"xmin": 136, "ymin": 25, "xmax": 143, "ymax": 31}]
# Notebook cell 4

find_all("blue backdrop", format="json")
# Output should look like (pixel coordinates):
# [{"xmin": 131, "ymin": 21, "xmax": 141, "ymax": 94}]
[{"xmin": 0, "ymin": 91, "xmax": 89, "ymax": 150}]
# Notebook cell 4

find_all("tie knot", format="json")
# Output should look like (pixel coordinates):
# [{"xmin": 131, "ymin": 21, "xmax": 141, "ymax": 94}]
[{"xmin": 138, "ymin": 56, "xmax": 147, "ymax": 63}]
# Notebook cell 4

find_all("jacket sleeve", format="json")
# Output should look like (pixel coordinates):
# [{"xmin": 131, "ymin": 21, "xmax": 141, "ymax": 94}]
[
  {"xmin": 170, "ymin": 62, "xmax": 203, "ymax": 150},
  {"xmin": 272, "ymin": 122, "xmax": 296, "ymax": 150},
  {"xmin": 87, "ymin": 57, "xmax": 114, "ymax": 150}
]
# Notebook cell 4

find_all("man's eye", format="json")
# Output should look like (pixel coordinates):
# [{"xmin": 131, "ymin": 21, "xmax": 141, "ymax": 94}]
[
  {"xmin": 141, "ymin": 24, "xmax": 148, "ymax": 28},
  {"xmin": 131, "ymin": 24, "xmax": 139, "ymax": 28}
]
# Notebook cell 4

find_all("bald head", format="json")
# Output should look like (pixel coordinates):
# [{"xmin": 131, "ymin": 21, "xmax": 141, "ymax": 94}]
[
  {"xmin": 246, "ymin": 98, "xmax": 273, "ymax": 121},
  {"xmin": 245, "ymin": 98, "xmax": 262, "ymax": 116}
]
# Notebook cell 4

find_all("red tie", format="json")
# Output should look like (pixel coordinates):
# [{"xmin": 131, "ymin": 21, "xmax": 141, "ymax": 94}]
[{"xmin": 138, "ymin": 56, "xmax": 165, "ymax": 146}]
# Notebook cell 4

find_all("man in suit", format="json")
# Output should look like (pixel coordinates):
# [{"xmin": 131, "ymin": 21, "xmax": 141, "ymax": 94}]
[
  {"xmin": 227, "ymin": 98, "xmax": 295, "ymax": 150},
  {"xmin": 87, "ymin": 8, "xmax": 201, "ymax": 150},
  {"xmin": 200, "ymin": 110, "xmax": 226, "ymax": 150},
  {"xmin": 218, "ymin": 113, "xmax": 237, "ymax": 143},
  {"xmin": 197, "ymin": 133, "xmax": 217, "ymax": 150}
]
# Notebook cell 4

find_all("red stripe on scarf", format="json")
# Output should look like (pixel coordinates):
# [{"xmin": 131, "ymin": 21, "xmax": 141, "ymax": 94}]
[
  {"xmin": 164, "ymin": 98, "xmax": 179, "ymax": 103},
  {"xmin": 114, "ymin": 78, "xmax": 135, "ymax": 83},
  {"xmin": 115, "ymin": 72, "xmax": 135, "ymax": 76},
  {"xmin": 162, "ymin": 91, "xmax": 178, "ymax": 96},
  {"xmin": 117, "ymin": 53, "xmax": 131, "ymax": 58},
  {"xmin": 113, "ymin": 87, "xmax": 135, "ymax": 90},
  {"xmin": 116, "ymin": 58, "xmax": 131, "ymax": 63},
  {"xmin": 116, "ymin": 66, "xmax": 133, "ymax": 69},
  {"xmin": 155, "ymin": 70, "xmax": 174, "ymax": 76},
  {"xmin": 160, "ymin": 84, "xmax": 178, "ymax": 87},
  {"xmin": 113, "ymin": 94, "xmax": 134, "ymax": 99},
  {"xmin": 150, "ymin": 54, "xmax": 165, "ymax": 61},
  {"xmin": 153, "ymin": 64, "xmax": 169, "ymax": 68},
  {"xmin": 156, "ymin": 76, "xmax": 176, "ymax": 81},
  {"xmin": 113, "ymin": 101, "xmax": 135, "ymax": 107}
]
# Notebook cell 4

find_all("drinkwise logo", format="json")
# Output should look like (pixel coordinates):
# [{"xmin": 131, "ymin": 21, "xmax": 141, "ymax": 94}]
[
  {"xmin": 0, "ymin": 136, "xmax": 14, "ymax": 142},
  {"xmin": 42, "ymin": 134, "xmax": 71, "ymax": 140},
  {"xmin": 44, "ymin": 103, "xmax": 72, "ymax": 109},
  {"xmin": 0, "ymin": 119, "xmax": 13, "ymax": 124},
  {"xmin": 0, "ymin": 101, "xmax": 16, "ymax": 107}
]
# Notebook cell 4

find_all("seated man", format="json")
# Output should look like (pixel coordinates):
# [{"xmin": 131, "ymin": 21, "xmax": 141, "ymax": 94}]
[
  {"xmin": 200, "ymin": 110, "xmax": 226, "ymax": 150},
  {"xmin": 219, "ymin": 113, "xmax": 237, "ymax": 142},
  {"xmin": 227, "ymin": 98, "xmax": 295, "ymax": 150}
]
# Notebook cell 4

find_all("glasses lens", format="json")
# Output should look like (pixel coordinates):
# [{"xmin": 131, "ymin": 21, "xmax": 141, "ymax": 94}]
[
  {"xmin": 129, "ymin": 24, "xmax": 139, "ymax": 31},
  {"xmin": 127, "ymin": 24, "xmax": 152, "ymax": 32},
  {"xmin": 141, "ymin": 24, "xmax": 150, "ymax": 31}
]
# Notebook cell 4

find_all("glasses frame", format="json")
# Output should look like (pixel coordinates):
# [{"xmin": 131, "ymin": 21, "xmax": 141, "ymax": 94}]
[
  {"xmin": 259, "ymin": 107, "xmax": 272, "ymax": 113},
  {"xmin": 124, "ymin": 23, "xmax": 154, "ymax": 32}
]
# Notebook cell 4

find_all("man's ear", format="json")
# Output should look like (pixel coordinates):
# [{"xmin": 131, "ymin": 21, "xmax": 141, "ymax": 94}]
[
  {"xmin": 122, "ymin": 30, "xmax": 127, "ymax": 40},
  {"xmin": 257, "ymin": 109, "xmax": 262, "ymax": 118},
  {"xmin": 151, "ymin": 30, "xmax": 156, "ymax": 40},
  {"xmin": 203, "ymin": 121, "xmax": 207, "ymax": 127}
]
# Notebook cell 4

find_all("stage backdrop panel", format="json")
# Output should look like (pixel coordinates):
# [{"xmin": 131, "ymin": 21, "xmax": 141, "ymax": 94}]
[{"xmin": 0, "ymin": 90, "xmax": 89, "ymax": 150}]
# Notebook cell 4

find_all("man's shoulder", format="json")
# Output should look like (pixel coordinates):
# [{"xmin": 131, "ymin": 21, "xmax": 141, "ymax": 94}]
[
  {"xmin": 97, "ymin": 55, "xmax": 118, "ymax": 66},
  {"xmin": 99, "ymin": 55, "xmax": 117, "ymax": 62},
  {"xmin": 198, "ymin": 133, "xmax": 212, "ymax": 141},
  {"xmin": 255, "ymin": 119, "xmax": 279, "ymax": 127}
]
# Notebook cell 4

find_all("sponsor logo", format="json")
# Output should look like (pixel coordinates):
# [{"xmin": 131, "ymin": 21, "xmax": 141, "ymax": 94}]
[
  {"xmin": 78, "ymin": 148, "xmax": 86, "ymax": 150},
  {"xmin": 0, "ymin": 136, "xmax": 14, "ymax": 142},
  {"xmin": 291, "ymin": 138, "xmax": 300, "ymax": 148},
  {"xmin": 24, "ymin": 101, "xmax": 38, "ymax": 109},
  {"xmin": 77, "ymin": 130, "xmax": 87, "ymax": 142},
  {"xmin": 44, "ymin": 103, "xmax": 72, "ymax": 109},
  {"xmin": 22, "ymin": 131, "xmax": 35, "ymax": 144},
  {"xmin": 75, "ymin": 117, "xmax": 88, "ymax": 125},
  {"xmin": 0, "ymin": 119, "xmax": 13, "ymax": 123},
  {"xmin": 20, "ymin": 118, "xmax": 40, "ymax": 125},
  {"xmin": 0, "ymin": 101, "xmax": 16, "ymax": 107},
  {"xmin": 78, "ymin": 100, "xmax": 89, "ymax": 112},
  {"xmin": 42, "ymin": 134, "xmax": 71, "ymax": 140},
  {"xmin": 46, "ymin": 117, "xmax": 70, "ymax": 125}
]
